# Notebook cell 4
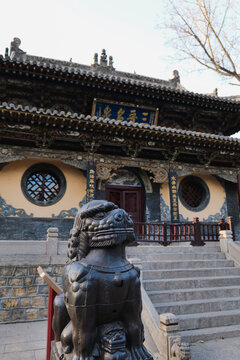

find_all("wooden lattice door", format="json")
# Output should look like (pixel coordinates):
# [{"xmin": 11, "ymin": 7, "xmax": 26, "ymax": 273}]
[{"xmin": 106, "ymin": 185, "xmax": 143, "ymax": 225}]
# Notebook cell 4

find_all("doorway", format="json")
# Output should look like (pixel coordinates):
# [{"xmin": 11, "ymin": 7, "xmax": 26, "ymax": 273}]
[{"xmin": 106, "ymin": 185, "xmax": 143, "ymax": 225}]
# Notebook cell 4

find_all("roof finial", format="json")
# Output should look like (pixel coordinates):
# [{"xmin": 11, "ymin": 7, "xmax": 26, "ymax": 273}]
[
  {"xmin": 169, "ymin": 69, "xmax": 180, "ymax": 88},
  {"xmin": 93, "ymin": 53, "xmax": 98, "ymax": 66},
  {"xmin": 109, "ymin": 56, "xmax": 113, "ymax": 68},
  {"xmin": 91, "ymin": 50, "xmax": 115, "ymax": 71},
  {"xmin": 100, "ymin": 49, "xmax": 107, "ymax": 66}
]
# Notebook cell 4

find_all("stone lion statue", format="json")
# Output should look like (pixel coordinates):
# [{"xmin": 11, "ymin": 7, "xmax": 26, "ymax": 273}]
[
  {"xmin": 52, "ymin": 200, "xmax": 153, "ymax": 360},
  {"xmin": 170, "ymin": 338, "xmax": 191, "ymax": 360}
]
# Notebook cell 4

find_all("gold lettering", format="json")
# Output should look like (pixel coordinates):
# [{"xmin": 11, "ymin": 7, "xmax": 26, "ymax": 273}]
[
  {"xmin": 142, "ymin": 112, "xmax": 148, "ymax": 122},
  {"xmin": 103, "ymin": 105, "xmax": 111, "ymax": 119},
  {"xmin": 117, "ymin": 108, "xmax": 125, "ymax": 121},
  {"xmin": 127, "ymin": 109, "xmax": 138, "ymax": 123}
]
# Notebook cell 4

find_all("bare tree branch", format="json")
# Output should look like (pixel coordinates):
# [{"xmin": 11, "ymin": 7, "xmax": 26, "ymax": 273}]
[{"xmin": 161, "ymin": 0, "xmax": 240, "ymax": 81}]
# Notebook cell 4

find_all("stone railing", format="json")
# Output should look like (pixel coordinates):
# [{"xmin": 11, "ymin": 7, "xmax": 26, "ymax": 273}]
[
  {"xmin": 219, "ymin": 229, "xmax": 240, "ymax": 265},
  {"xmin": 0, "ymin": 227, "xmax": 68, "ymax": 266}
]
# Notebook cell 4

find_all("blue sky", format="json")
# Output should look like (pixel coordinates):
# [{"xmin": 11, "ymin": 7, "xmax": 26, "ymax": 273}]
[{"xmin": 1, "ymin": 0, "xmax": 240, "ymax": 98}]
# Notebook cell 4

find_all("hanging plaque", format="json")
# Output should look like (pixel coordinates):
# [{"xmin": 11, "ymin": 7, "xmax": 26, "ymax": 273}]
[
  {"xmin": 169, "ymin": 170, "xmax": 179, "ymax": 223},
  {"xmin": 92, "ymin": 98, "xmax": 158, "ymax": 126},
  {"xmin": 86, "ymin": 164, "xmax": 96, "ymax": 202}
]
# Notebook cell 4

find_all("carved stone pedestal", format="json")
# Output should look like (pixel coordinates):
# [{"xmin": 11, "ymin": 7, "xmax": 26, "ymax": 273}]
[{"xmin": 50, "ymin": 341, "xmax": 63, "ymax": 360}]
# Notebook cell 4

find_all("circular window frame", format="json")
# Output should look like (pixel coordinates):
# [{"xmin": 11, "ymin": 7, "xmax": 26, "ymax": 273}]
[
  {"xmin": 179, "ymin": 176, "xmax": 210, "ymax": 212},
  {"xmin": 21, "ymin": 163, "xmax": 66, "ymax": 206}
]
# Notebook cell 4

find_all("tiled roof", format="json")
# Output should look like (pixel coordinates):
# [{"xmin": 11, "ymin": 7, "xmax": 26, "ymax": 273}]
[
  {"xmin": 1, "ymin": 55, "xmax": 240, "ymax": 113},
  {"xmin": 1, "ymin": 54, "xmax": 179, "ymax": 88},
  {"xmin": 1, "ymin": 102, "xmax": 239, "ymax": 144}
]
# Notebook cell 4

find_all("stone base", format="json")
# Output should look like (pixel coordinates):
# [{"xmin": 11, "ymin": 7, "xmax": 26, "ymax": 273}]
[{"xmin": 51, "ymin": 341, "xmax": 71, "ymax": 360}]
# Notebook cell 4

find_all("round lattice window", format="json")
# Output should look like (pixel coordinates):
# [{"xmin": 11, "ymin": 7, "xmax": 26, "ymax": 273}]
[
  {"xmin": 21, "ymin": 163, "xmax": 66, "ymax": 206},
  {"xmin": 179, "ymin": 176, "xmax": 210, "ymax": 212}
]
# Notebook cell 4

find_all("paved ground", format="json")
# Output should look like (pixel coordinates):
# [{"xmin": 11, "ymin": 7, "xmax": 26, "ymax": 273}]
[
  {"xmin": 1, "ymin": 320, "xmax": 240, "ymax": 360},
  {"xmin": 190, "ymin": 337, "xmax": 240, "ymax": 360},
  {"xmin": 0, "ymin": 320, "xmax": 46, "ymax": 360}
]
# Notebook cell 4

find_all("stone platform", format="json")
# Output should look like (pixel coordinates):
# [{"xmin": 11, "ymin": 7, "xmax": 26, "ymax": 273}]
[{"xmin": 0, "ymin": 320, "xmax": 240, "ymax": 360}]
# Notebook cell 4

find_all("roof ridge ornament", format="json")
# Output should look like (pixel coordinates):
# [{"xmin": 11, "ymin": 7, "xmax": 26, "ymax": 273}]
[
  {"xmin": 169, "ymin": 69, "xmax": 181, "ymax": 88},
  {"xmin": 9, "ymin": 37, "xmax": 26, "ymax": 61},
  {"xmin": 91, "ymin": 49, "xmax": 115, "ymax": 71}
]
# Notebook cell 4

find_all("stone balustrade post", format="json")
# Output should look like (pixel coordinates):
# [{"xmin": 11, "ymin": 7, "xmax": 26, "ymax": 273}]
[
  {"xmin": 159, "ymin": 313, "xmax": 180, "ymax": 360},
  {"xmin": 219, "ymin": 229, "xmax": 233, "ymax": 254},
  {"xmin": 46, "ymin": 227, "xmax": 59, "ymax": 256}
]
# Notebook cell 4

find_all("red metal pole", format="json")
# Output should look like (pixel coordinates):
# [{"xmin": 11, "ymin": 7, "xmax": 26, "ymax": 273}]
[{"xmin": 46, "ymin": 286, "xmax": 57, "ymax": 360}]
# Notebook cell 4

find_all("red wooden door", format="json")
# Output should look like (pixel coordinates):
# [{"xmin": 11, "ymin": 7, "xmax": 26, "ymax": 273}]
[{"xmin": 106, "ymin": 185, "xmax": 143, "ymax": 225}]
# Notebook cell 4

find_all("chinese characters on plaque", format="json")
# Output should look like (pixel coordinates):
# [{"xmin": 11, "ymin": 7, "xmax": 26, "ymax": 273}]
[
  {"xmin": 92, "ymin": 99, "xmax": 158, "ymax": 126},
  {"xmin": 86, "ymin": 164, "xmax": 96, "ymax": 203},
  {"xmin": 169, "ymin": 171, "xmax": 179, "ymax": 223}
]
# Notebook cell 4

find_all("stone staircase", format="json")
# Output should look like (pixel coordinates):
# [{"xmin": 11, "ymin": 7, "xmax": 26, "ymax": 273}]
[{"xmin": 127, "ymin": 243, "xmax": 240, "ymax": 343}]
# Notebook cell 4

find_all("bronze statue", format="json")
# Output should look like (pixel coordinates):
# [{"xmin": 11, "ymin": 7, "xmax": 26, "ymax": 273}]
[{"xmin": 52, "ymin": 200, "xmax": 152, "ymax": 360}]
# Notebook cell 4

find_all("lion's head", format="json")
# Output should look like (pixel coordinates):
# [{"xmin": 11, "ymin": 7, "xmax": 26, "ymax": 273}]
[{"xmin": 67, "ymin": 200, "xmax": 135, "ymax": 261}]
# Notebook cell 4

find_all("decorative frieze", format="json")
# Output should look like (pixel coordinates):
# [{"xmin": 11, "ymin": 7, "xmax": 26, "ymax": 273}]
[
  {"xmin": 0, "ymin": 196, "xmax": 33, "ymax": 218},
  {"xmin": 0, "ymin": 145, "xmax": 239, "ymax": 183},
  {"xmin": 143, "ymin": 167, "xmax": 168, "ymax": 183},
  {"xmin": 96, "ymin": 163, "xmax": 119, "ymax": 181},
  {"xmin": 203, "ymin": 199, "xmax": 228, "ymax": 222},
  {"xmin": 52, "ymin": 199, "xmax": 86, "ymax": 218}
]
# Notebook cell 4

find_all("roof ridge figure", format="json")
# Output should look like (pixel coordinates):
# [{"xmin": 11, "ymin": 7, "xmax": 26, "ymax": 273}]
[
  {"xmin": 91, "ymin": 49, "xmax": 115, "ymax": 71},
  {"xmin": 3, "ymin": 38, "xmax": 186, "ymax": 91},
  {"xmin": 9, "ymin": 37, "xmax": 26, "ymax": 61}
]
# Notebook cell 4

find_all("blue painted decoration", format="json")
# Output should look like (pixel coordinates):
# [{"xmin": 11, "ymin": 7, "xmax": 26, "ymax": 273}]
[
  {"xmin": 0, "ymin": 196, "xmax": 33, "ymax": 217},
  {"xmin": 203, "ymin": 199, "xmax": 228, "ymax": 222},
  {"xmin": 160, "ymin": 194, "xmax": 171, "ymax": 222},
  {"xmin": 179, "ymin": 214, "xmax": 189, "ymax": 221},
  {"xmin": 52, "ymin": 199, "xmax": 86, "ymax": 218},
  {"xmin": 92, "ymin": 100, "xmax": 157, "ymax": 125}
]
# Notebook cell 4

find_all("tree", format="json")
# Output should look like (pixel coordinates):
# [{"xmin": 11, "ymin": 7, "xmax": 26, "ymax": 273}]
[{"xmin": 162, "ymin": 0, "xmax": 240, "ymax": 81}]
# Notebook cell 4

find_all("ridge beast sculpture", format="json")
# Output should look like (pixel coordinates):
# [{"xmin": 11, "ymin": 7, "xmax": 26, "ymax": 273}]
[{"xmin": 52, "ymin": 200, "xmax": 153, "ymax": 360}]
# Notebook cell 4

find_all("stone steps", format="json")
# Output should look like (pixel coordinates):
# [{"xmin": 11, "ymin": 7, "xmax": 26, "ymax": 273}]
[
  {"xmin": 154, "ymin": 296, "xmax": 240, "ymax": 315},
  {"xmin": 148, "ymin": 285, "xmax": 240, "ymax": 302},
  {"xmin": 130, "ymin": 242, "xmax": 240, "ymax": 342},
  {"xmin": 141, "ymin": 259, "xmax": 235, "ymax": 270},
  {"xmin": 143, "ymin": 267, "xmax": 240, "ymax": 280},
  {"xmin": 179, "ymin": 324, "xmax": 240, "ymax": 343},
  {"xmin": 178, "ymin": 309, "xmax": 240, "ymax": 331},
  {"xmin": 137, "ymin": 252, "xmax": 226, "ymax": 261},
  {"xmin": 127, "ymin": 243, "xmax": 221, "ymax": 255}
]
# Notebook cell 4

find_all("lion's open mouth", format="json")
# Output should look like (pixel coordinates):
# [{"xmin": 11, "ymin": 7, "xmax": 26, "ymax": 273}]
[
  {"xmin": 90, "ymin": 228, "xmax": 134, "ymax": 237},
  {"xmin": 90, "ymin": 228, "xmax": 134, "ymax": 242}
]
